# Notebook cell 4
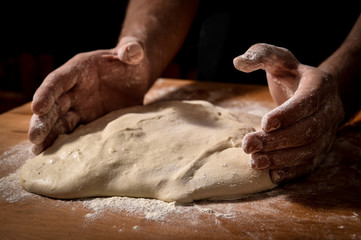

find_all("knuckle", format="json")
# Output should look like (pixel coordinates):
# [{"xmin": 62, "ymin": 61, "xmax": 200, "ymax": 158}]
[{"xmin": 303, "ymin": 120, "xmax": 320, "ymax": 142}]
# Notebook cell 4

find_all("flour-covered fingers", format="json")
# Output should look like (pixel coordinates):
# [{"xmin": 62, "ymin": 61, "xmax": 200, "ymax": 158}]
[
  {"xmin": 28, "ymin": 94, "xmax": 72, "ymax": 145},
  {"xmin": 269, "ymin": 152, "xmax": 326, "ymax": 184},
  {"xmin": 244, "ymin": 118, "xmax": 321, "ymax": 154},
  {"xmin": 250, "ymin": 128, "xmax": 333, "ymax": 170},
  {"xmin": 32, "ymin": 64, "xmax": 78, "ymax": 116},
  {"xmin": 250, "ymin": 142, "xmax": 317, "ymax": 170},
  {"xmin": 31, "ymin": 111, "xmax": 80, "ymax": 155},
  {"xmin": 243, "ymin": 101, "xmax": 338, "ymax": 154},
  {"xmin": 269, "ymin": 162, "xmax": 314, "ymax": 184}
]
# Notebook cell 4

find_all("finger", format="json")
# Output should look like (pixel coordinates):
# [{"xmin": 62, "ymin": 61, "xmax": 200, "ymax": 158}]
[
  {"xmin": 102, "ymin": 39, "xmax": 144, "ymax": 65},
  {"xmin": 269, "ymin": 162, "xmax": 315, "ymax": 184},
  {"xmin": 115, "ymin": 37, "xmax": 144, "ymax": 65},
  {"xmin": 28, "ymin": 94, "xmax": 72, "ymax": 144},
  {"xmin": 31, "ymin": 111, "xmax": 80, "ymax": 155},
  {"xmin": 243, "ymin": 100, "xmax": 337, "ymax": 154},
  {"xmin": 233, "ymin": 43, "xmax": 299, "ymax": 75},
  {"xmin": 269, "ymin": 149, "xmax": 327, "ymax": 184},
  {"xmin": 117, "ymin": 41, "xmax": 144, "ymax": 65},
  {"xmin": 250, "ymin": 125, "xmax": 336, "ymax": 170},
  {"xmin": 261, "ymin": 70, "xmax": 335, "ymax": 133},
  {"xmin": 32, "ymin": 65, "xmax": 78, "ymax": 115},
  {"xmin": 250, "ymin": 140, "xmax": 319, "ymax": 170}
]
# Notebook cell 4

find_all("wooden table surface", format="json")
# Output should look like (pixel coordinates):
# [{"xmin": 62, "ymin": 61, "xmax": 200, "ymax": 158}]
[{"xmin": 1, "ymin": 78, "xmax": 361, "ymax": 240}]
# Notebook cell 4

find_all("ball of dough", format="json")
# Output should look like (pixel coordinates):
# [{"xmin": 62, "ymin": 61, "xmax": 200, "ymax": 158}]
[{"xmin": 20, "ymin": 100, "xmax": 276, "ymax": 203}]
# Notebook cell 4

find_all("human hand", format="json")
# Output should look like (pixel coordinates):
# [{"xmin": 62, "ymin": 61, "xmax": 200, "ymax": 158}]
[
  {"xmin": 233, "ymin": 43, "xmax": 344, "ymax": 184},
  {"xmin": 28, "ymin": 37, "xmax": 150, "ymax": 154}
]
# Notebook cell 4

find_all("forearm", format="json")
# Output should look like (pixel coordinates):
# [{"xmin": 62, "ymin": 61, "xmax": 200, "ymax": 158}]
[
  {"xmin": 319, "ymin": 14, "xmax": 361, "ymax": 122},
  {"xmin": 118, "ymin": 0, "xmax": 199, "ymax": 86}
]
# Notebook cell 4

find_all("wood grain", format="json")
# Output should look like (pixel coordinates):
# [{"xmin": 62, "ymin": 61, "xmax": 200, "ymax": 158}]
[{"xmin": 1, "ymin": 78, "xmax": 360, "ymax": 240}]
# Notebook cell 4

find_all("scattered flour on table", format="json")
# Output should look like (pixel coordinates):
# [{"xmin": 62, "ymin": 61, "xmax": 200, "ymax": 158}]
[
  {"xmin": 0, "ymin": 141, "xmax": 37, "ymax": 203},
  {"xmin": 0, "ymin": 141, "xmax": 34, "ymax": 172},
  {"xmin": 0, "ymin": 171, "xmax": 36, "ymax": 203},
  {"xmin": 80, "ymin": 196, "xmax": 262, "ymax": 222},
  {"xmin": 81, "ymin": 196, "xmax": 183, "ymax": 221}
]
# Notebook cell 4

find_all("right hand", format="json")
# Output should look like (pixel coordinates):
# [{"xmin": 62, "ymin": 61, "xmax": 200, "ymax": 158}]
[
  {"xmin": 233, "ymin": 43, "xmax": 344, "ymax": 184},
  {"xmin": 29, "ymin": 37, "xmax": 150, "ymax": 154}
]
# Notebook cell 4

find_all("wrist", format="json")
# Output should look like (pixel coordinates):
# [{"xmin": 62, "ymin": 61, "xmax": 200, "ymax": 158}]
[{"xmin": 319, "ymin": 47, "xmax": 361, "ymax": 123}]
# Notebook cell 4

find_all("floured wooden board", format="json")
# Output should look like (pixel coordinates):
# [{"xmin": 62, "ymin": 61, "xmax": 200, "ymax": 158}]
[{"xmin": 1, "ymin": 78, "xmax": 361, "ymax": 239}]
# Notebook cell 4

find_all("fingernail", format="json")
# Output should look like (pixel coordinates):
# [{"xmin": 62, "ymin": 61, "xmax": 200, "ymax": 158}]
[
  {"xmin": 32, "ymin": 145, "xmax": 43, "ymax": 155},
  {"xmin": 264, "ymin": 118, "xmax": 281, "ymax": 132},
  {"xmin": 270, "ymin": 170, "xmax": 285, "ymax": 183},
  {"xmin": 244, "ymin": 137, "xmax": 263, "ymax": 153},
  {"xmin": 251, "ymin": 155, "xmax": 270, "ymax": 169}
]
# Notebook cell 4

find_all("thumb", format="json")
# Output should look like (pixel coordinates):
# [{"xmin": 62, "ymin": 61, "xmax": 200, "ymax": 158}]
[
  {"xmin": 234, "ymin": 43, "xmax": 302, "ymax": 105},
  {"xmin": 116, "ymin": 37, "xmax": 144, "ymax": 65},
  {"xmin": 233, "ymin": 43, "xmax": 299, "ymax": 75}
]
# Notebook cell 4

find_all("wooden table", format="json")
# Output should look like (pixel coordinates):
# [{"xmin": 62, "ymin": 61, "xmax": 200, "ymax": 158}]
[{"xmin": 1, "ymin": 78, "xmax": 361, "ymax": 239}]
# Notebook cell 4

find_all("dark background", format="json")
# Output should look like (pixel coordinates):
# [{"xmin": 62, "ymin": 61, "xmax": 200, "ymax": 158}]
[{"xmin": 1, "ymin": 1, "xmax": 359, "ymax": 112}]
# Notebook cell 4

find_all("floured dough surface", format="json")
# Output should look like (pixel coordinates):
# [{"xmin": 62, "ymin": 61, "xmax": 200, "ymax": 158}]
[{"xmin": 20, "ymin": 100, "xmax": 276, "ymax": 203}]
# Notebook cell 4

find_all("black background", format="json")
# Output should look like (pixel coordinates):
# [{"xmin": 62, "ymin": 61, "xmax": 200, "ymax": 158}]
[{"xmin": 0, "ymin": 1, "xmax": 359, "ymax": 110}]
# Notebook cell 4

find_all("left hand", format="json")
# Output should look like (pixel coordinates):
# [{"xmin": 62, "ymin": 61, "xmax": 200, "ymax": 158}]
[
  {"xmin": 233, "ymin": 43, "xmax": 344, "ymax": 184},
  {"xmin": 28, "ymin": 37, "xmax": 149, "ymax": 154}
]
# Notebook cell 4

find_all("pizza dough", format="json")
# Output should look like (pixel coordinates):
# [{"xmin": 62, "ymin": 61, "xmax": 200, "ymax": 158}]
[{"xmin": 19, "ymin": 100, "xmax": 276, "ymax": 203}]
